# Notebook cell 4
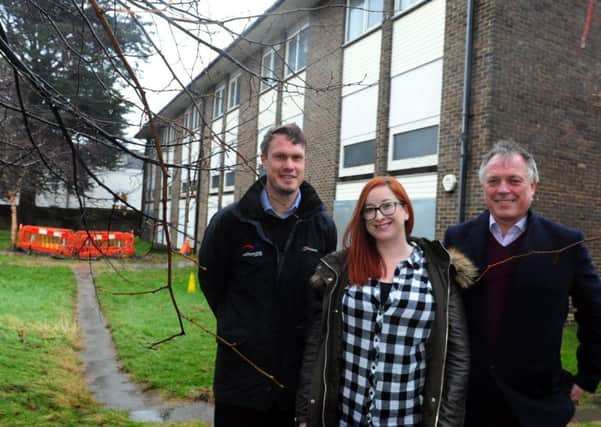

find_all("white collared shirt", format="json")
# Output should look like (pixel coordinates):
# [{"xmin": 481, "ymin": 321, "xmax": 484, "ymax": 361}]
[{"xmin": 489, "ymin": 214, "xmax": 527, "ymax": 247}]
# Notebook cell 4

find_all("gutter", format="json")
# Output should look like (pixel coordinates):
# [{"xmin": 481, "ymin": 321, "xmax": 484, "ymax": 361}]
[{"xmin": 458, "ymin": 0, "xmax": 475, "ymax": 223}]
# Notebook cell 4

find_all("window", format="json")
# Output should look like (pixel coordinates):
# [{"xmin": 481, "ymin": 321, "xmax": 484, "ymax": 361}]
[
  {"xmin": 211, "ymin": 174, "xmax": 220, "ymax": 189},
  {"xmin": 392, "ymin": 125, "xmax": 438, "ymax": 160},
  {"xmin": 209, "ymin": 141, "xmax": 221, "ymax": 193},
  {"xmin": 225, "ymin": 171, "xmax": 235, "ymax": 187},
  {"xmin": 346, "ymin": 0, "xmax": 383, "ymax": 42},
  {"xmin": 395, "ymin": 0, "xmax": 423, "ymax": 13},
  {"xmin": 184, "ymin": 105, "xmax": 202, "ymax": 131},
  {"xmin": 285, "ymin": 27, "xmax": 308, "ymax": 77},
  {"xmin": 213, "ymin": 85, "xmax": 225, "ymax": 118},
  {"xmin": 261, "ymin": 48, "xmax": 280, "ymax": 91},
  {"xmin": 343, "ymin": 140, "xmax": 375, "ymax": 168},
  {"xmin": 227, "ymin": 75, "xmax": 240, "ymax": 110}
]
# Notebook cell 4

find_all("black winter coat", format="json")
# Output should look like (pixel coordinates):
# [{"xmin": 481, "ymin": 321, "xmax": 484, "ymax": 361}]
[
  {"xmin": 198, "ymin": 177, "xmax": 336, "ymax": 411},
  {"xmin": 296, "ymin": 238, "xmax": 474, "ymax": 427}
]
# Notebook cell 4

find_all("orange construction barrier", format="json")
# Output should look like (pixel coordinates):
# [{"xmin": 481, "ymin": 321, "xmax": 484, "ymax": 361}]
[
  {"xmin": 17, "ymin": 224, "xmax": 135, "ymax": 259},
  {"xmin": 72, "ymin": 230, "xmax": 135, "ymax": 259},
  {"xmin": 17, "ymin": 225, "xmax": 76, "ymax": 257}
]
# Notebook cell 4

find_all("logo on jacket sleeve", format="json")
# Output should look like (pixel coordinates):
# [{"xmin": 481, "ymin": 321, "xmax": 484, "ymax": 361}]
[
  {"xmin": 240, "ymin": 242, "xmax": 263, "ymax": 257},
  {"xmin": 302, "ymin": 245, "xmax": 319, "ymax": 253}
]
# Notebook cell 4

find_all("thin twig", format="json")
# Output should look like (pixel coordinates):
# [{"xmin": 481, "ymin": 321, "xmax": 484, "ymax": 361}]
[{"xmin": 476, "ymin": 236, "xmax": 601, "ymax": 282}]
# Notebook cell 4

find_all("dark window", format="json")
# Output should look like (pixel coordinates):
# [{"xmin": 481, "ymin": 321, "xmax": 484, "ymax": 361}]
[
  {"xmin": 392, "ymin": 125, "xmax": 438, "ymax": 160},
  {"xmin": 211, "ymin": 175, "xmax": 220, "ymax": 189},
  {"xmin": 343, "ymin": 140, "xmax": 375, "ymax": 168},
  {"xmin": 225, "ymin": 171, "xmax": 235, "ymax": 186}
]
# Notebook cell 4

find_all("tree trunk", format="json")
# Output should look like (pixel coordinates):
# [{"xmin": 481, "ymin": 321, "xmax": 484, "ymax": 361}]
[{"xmin": 8, "ymin": 191, "xmax": 18, "ymax": 251}]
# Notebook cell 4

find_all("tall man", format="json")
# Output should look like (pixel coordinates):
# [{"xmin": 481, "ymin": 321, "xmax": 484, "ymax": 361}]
[
  {"xmin": 444, "ymin": 140, "xmax": 601, "ymax": 427},
  {"xmin": 199, "ymin": 123, "xmax": 337, "ymax": 427}
]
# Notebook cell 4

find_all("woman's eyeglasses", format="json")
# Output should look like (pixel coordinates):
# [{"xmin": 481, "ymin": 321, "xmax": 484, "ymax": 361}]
[{"xmin": 362, "ymin": 201, "xmax": 404, "ymax": 220}]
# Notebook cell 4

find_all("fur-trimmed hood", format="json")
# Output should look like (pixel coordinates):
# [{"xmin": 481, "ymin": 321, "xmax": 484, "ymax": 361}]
[
  {"xmin": 310, "ymin": 241, "xmax": 477, "ymax": 290},
  {"xmin": 447, "ymin": 247, "xmax": 478, "ymax": 289}
]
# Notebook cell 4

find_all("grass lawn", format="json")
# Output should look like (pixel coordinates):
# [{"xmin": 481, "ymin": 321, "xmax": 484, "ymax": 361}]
[
  {"xmin": 0, "ymin": 228, "xmax": 599, "ymax": 426},
  {"xmin": 94, "ymin": 267, "xmax": 216, "ymax": 400},
  {"xmin": 0, "ymin": 254, "xmax": 138, "ymax": 426}
]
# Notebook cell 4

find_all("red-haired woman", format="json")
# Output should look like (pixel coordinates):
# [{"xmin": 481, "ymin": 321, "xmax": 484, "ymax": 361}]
[{"xmin": 296, "ymin": 176, "xmax": 475, "ymax": 427}]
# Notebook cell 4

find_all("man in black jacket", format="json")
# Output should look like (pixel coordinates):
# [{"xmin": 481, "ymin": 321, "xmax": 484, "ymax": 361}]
[{"xmin": 199, "ymin": 123, "xmax": 337, "ymax": 427}]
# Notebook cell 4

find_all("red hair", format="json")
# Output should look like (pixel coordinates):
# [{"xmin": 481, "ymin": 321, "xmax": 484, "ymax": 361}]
[{"xmin": 343, "ymin": 176, "xmax": 415, "ymax": 285}]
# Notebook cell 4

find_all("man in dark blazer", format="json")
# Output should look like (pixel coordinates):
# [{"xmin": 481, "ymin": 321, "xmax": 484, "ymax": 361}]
[{"xmin": 444, "ymin": 140, "xmax": 601, "ymax": 427}]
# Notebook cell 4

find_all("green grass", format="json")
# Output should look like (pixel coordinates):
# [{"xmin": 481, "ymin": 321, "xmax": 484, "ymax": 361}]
[
  {"xmin": 0, "ymin": 233, "xmax": 596, "ymax": 425},
  {"xmin": 0, "ymin": 228, "xmax": 10, "ymax": 250},
  {"xmin": 563, "ymin": 325, "xmax": 601, "ymax": 395},
  {"xmin": 0, "ymin": 260, "xmax": 138, "ymax": 426},
  {"xmin": 95, "ymin": 267, "xmax": 216, "ymax": 400}
]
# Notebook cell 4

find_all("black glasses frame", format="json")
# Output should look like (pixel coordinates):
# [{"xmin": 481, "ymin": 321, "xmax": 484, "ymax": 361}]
[{"xmin": 361, "ymin": 201, "xmax": 404, "ymax": 220}]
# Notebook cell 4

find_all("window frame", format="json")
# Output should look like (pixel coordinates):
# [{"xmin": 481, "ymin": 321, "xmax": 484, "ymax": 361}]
[
  {"xmin": 394, "ymin": 0, "xmax": 426, "ymax": 15},
  {"xmin": 261, "ymin": 47, "xmax": 280, "ymax": 91},
  {"xmin": 227, "ymin": 74, "xmax": 240, "ymax": 111},
  {"xmin": 387, "ymin": 118, "xmax": 439, "ymax": 171},
  {"xmin": 285, "ymin": 25, "xmax": 309, "ymax": 77},
  {"xmin": 209, "ymin": 140, "xmax": 222, "ymax": 194},
  {"xmin": 212, "ymin": 84, "xmax": 225, "ymax": 119},
  {"xmin": 345, "ymin": 0, "xmax": 384, "ymax": 42}
]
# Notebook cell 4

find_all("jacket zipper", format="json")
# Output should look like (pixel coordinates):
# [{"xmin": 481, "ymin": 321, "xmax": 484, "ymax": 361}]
[
  {"xmin": 319, "ymin": 258, "xmax": 339, "ymax": 427},
  {"xmin": 434, "ymin": 243, "xmax": 452, "ymax": 426}
]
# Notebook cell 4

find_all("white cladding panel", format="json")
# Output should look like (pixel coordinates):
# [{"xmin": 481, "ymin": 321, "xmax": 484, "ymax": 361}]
[
  {"xmin": 211, "ymin": 116, "xmax": 223, "ymax": 134},
  {"xmin": 222, "ymin": 194, "xmax": 234, "ymax": 207},
  {"xmin": 335, "ymin": 173, "xmax": 437, "ymax": 202},
  {"xmin": 282, "ymin": 73, "xmax": 306, "ymax": 122},
  {"xmin": 224, "ymin": 113, "xmax": 239, "ymax": 168},
  {"xmin": 206, "ymin": 195, "xmax": 219, "ymax": 225},
  {"xmin": 258, "ymin": 88, "xmax": 277, "ymax": 130},
  {"xmin": 391, "ymin": 0, "xmax": 445, "ymax": 77},
  {"xmin": 389, "ymin": 59, "xmax": 443, "ymax": 129},
  {"xmin": 187, "ymin": 198, "xmax": 196, "ymax": 248},
  {"xmin": 225, "ymin": 113, "xmax": 239, "ymax": 143},
  {"xmin": 342, "ymin": 31, "xmax": 382, "ymax": 97},
  {"xmin": 335, "ymin": 179, "xmax": 369, "ymax": 201},
  {"xmin": 340, "ymin": 85, "xmax": 379, "ymax": 145},
  {"xmin": 177, "ymin": 199, "xmax": 187, "ymax": 248},
  {"xmin": 397, "ymin": 172, "xmax": 437, "ymax": 199}
]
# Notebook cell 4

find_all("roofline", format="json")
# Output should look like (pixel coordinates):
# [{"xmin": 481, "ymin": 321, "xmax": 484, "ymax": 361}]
[{"xmin": 135, "ymin": 0, "xmax": 320, "ymax": 139}]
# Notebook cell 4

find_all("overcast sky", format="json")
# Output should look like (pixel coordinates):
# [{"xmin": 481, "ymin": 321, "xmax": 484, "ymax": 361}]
[{"xmin": 126, "ymin": 0, "xmax": 274, "ymax": 138}]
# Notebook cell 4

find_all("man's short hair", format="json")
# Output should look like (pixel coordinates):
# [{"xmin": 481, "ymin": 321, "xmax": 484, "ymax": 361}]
[
  {"xmin": 478, "ymin": 139, "xmax": 539, "ymax": 184},
  {"xmin": 260, "ymin": 123, "xmax": 307, "ymax": 157}
]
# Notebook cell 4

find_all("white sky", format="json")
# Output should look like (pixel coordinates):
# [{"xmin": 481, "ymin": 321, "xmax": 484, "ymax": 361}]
[{"xmin": 125, "ymin": 0, "xmax": 274, "ymax": 138}]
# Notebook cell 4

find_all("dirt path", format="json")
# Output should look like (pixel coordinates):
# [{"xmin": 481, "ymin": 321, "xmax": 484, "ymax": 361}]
[{"xmin": 74, "ymin": 263, "xmax": 214, "ymax": 424}]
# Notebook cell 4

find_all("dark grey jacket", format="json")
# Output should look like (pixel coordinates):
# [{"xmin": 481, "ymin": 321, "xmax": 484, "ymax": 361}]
[{"xmin": 296, "ymin": 238, "xmax": 474, "ymax": 426}]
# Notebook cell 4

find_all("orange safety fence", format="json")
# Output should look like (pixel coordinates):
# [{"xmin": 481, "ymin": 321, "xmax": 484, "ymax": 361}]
[
  {"xmin": 17, "ymin": 224, "xmax": 135, "ymax": 258},
  {"xmin": 17, "ymin": 225, "xmax": 77, "ymax": 257},
  {"xmin": 72, "ymin": 230, "xmax": 135, "ymax": 259}
]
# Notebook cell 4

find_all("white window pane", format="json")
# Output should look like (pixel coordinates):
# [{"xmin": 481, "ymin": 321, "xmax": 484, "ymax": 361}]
[
  {"xmin": 347, "ymin": 0, "xmax": 365, "ymax": 41},
  {"xmin": 367, "ymin": 0, "xmax": 383, "ymax": 28},
  {"xmin": 287, "ymin": 38, "xmax": 297, "ymax": 75},
  {"xmin": 298, "ymin": 29, "xmax": 308, "ymax": 70}
]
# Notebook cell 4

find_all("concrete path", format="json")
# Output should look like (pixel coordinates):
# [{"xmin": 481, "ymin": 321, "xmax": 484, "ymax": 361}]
[{"xmin": 74, "ymin": 264, "xmax": 214, "ymax": 424}]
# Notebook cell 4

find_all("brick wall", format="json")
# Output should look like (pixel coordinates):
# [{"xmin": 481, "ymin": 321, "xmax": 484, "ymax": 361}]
[
  {"xmin": 303, "ymin": 0, "xmax": 346, "ymax": 213},
  {"xmin": 438, "ymin": 0, "xmax": 601, "ymax": 269},
  {"xmin": 235, "ymin": 61, "xmax": 262, "ymax": 202}
]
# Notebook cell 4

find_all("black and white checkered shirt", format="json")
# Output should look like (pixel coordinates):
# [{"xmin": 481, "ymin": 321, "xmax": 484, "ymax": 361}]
[{"xmin": 339, "ymin": 244, "xmax": 435, "ymax": 427}]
